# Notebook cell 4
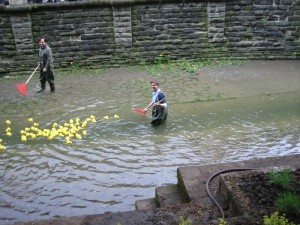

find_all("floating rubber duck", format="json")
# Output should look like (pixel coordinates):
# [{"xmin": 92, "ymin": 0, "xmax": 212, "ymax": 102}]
[
  {"xmin": 6, "ymin": 132, "xmax": 12, "ymax": 137},
  {"xmin": 114, "ymin": 114, "xmax": 119, "ymax": 119},
  {"xmin": 48, "ymin": 136, "xmax": 54, "ymax": 141},
  {"xmin": 82, "ymin": 130, "xmax": 87, "ymax": 136},
  {"xmin": 6, "ymin": 127, "xmax": 11, "ymax": 132},
  {"xmin": 6, "ymin": 120, "xmax": 11, "ymax": 125},
  {"xmin": 0, "ymin": 145, "xmax": 6, "ymax": 151},
  {"xmin": 28, "ymin": 118, "xmax": 33, "ymax": 122},
  {"xmin": 21, "ymin": 136, "xmax": 27, "ymax": 142},
  {"xmin": 103, "ymin": 116, "xmax": 109, "ymax": 120},
  {"xmin": 0, "ymin": 139, "xmax": 2, "ymax": 143}
]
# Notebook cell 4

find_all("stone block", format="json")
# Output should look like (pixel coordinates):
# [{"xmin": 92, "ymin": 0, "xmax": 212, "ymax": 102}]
[{"xmin": 9, "ymin": 0, "xmax": 27, "ymax": 4}]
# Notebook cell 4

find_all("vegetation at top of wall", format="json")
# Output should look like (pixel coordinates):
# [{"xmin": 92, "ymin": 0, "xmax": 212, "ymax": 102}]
[
  {"xmin": 55, "ymin": 57, "xmax": 245, "ymax": 78},
  {"xmin": 276, "ymin": 192, "xmax": 300, "ymax": 215},
  {"xmin": 141, "ymin": 55, "xmax": 246, "ymax": 77},
  {"xmin": 263, "ymin": 211, "xmax": 297, "ymax": 225},
  {"xmin": 270, "ymin": 169, "xmax": 293, "ymax": 189},
  {"xmin": 218, "ymin": 218, "xmax": 228, "ymax": 225},
  {"xmin": 179, "ymin": 217, "xmax": 193, "ymax": 225},
  {"xmin": 269, "ymin": 169, "xmax": 300, "ymax": 216}
]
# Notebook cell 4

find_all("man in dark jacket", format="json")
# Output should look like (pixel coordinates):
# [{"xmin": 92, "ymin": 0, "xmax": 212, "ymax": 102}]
[{"xmin": 37, "ymin": 37, "xmax": 55, "ymax": 93}]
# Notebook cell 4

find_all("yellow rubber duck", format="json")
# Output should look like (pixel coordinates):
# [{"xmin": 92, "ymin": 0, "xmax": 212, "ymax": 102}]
[
  {"xmin": 6, "ymin": 120, "xmax": 11, "ymax": 125},
  {"xmin": 114, "ymin": 114, "xmax": 119, "ymax": 119},
  {"xmin": 21, "ymin": 136, "xmax": 27, "ymax": 142},
  {"xmin": 0, "ymin": 145, "xmax": 6, "ymax": 151},
  {"xmin": 6, "ymin": 127, "xmax": 11, "ymax": 132},
  {"xmin": 103, "ymin": 116, "xmax": 109, "ymax": 120},
  {"xmin": 48, "ymin": 136, "xmax": 54, "ymax": 141},
  {"xmin": 6, "ymin": 132, "xmax": 12, "ymax": 137},
  {"xmin": 28, "ymin": 118, "xmax": 33, "ymax": 122}
]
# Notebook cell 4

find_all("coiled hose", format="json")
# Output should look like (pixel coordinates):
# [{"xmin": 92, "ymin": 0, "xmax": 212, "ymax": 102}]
[{"xmin": 205, "ymin": 168, "xmax": 256, "ymax": 218}]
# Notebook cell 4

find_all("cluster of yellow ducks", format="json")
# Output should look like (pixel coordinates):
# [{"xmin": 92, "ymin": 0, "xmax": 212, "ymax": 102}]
[{"xmin": 0, "ymin": 114, "xmax": 120, "ymax": 151}]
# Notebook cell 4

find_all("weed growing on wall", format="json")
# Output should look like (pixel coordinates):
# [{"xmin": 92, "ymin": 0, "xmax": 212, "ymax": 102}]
[
  {"xmin": 270, "ymin": 169, "xmax": 293, "ymax": 189},
  {"xmin": 142, "ymin": 55, "xmax": 245, "ymax": 78},
  {"xmin": 276, "ymin": 192, "xmax": 300, "ymax": 215},
  {"xmin": 179, "ymin": 217, "xmax": 193, "ymax": 225},
  {"xmin": 264, "ymin": 211, "xmax": 296, "ymax": 225},
  {"xmin": 270, "ymin": 169, "xmax": 300, "ymax": 216}
]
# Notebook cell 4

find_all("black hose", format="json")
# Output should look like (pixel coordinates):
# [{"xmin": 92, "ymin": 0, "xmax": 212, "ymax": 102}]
[{"xmin": 205, "ymin": 168, "xmax": 256, "ymax": 218}]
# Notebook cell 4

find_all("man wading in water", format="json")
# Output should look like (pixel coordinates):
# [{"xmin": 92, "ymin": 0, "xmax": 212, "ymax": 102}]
[
  {"xmin": 37, "ymin": 37, "xmax": 55, "ymax": 93},
  {"xmin": 143, "ymin": 80, "xmax": 168, "ymax": 125}
]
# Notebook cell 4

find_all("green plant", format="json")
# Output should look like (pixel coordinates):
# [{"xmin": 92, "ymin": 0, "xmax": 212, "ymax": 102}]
[
  {"xmin": 218, "ymin": 217, "xmax": 228, "ymax": 225},
  {"xmin": 261, "ymin": 16, "xmax": 268, "ymax": 26},
  {"xmin": 270, "ymin": 169, "xmax": 293, "ymax": 189},
  {"xmin": 276, "ymin": 192, "xmax": 300, "ymax": 215},
  {"xmin": 245, "ymin": 27, "xmax": 253, "ymax": 37},
  {"xmin": 179, "ymin": 216, "xmax": 193, "ymax": 225},
  {"xmin": 263, "ymin": 211, "xmax": 296, "ymax": 225}
]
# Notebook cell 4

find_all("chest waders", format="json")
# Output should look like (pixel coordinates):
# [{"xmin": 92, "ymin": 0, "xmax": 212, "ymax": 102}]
[
  {"xmin": 151, "ymin": 105, "xmax": 168, "ymax": 126},
  {"xmin": 151, "ymin": 92, "xmax": 168, "ymax": 126}
]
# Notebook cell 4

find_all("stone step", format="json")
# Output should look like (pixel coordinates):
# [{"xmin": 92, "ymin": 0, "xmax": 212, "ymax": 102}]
[
  {"xmin": 135, "ymin": 198, "xmax": 156, "ymax": 211},
  {"xmin": 155, "ymin": 184, "xmax": 183, "ymax": 207}
]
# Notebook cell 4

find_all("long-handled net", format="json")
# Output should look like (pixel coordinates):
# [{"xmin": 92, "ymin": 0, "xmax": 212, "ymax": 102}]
[{"xmin": 16, "ymin": 65, "xmax": 39, "ymax": 96}]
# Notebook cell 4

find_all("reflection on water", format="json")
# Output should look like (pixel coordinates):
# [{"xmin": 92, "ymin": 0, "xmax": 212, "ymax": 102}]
[{"xmin": 0, "ymin": 61, "xmax": 300, "ymax": 224}]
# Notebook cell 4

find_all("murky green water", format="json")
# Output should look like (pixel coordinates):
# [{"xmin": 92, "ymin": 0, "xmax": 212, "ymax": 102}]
[{"xmin": 0, "ymin": 60, "xmax": 299, "ymax": 224}]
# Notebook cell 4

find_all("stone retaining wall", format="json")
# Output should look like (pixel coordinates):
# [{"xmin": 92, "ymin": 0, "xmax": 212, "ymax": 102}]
[{"xmin": 0, "ymin": 0, "xmax": 299, "ymax": 75}]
